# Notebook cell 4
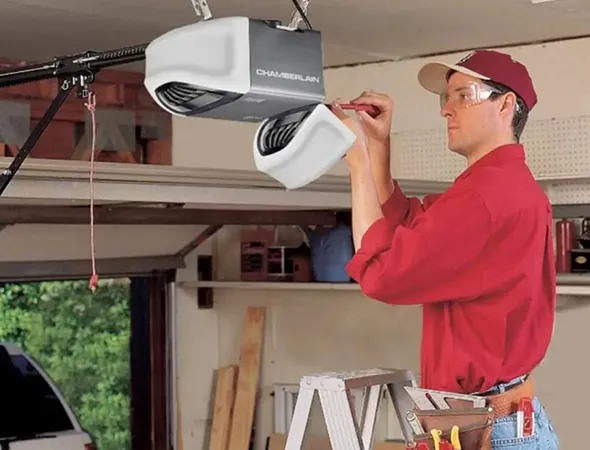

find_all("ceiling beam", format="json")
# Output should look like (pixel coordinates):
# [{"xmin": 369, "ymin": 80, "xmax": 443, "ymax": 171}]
[
  {"xmin": 0, "ymin": 255, "xmax": 185, "ymax": 282},
  {"xmin": 176, "ymin": 225, "xmax": 223, "ymax": 258},
  {"xmin": 0, "ymin": 205, "xmax": 342, "ymax": 225}
]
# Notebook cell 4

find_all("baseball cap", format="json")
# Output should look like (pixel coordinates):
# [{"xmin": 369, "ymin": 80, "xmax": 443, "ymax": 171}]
[{"xmin": 417, "ymin": 50, "xmax": 537, "ymax": 111}]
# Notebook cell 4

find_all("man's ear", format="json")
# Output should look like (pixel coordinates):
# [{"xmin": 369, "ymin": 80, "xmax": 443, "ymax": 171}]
[{"xmin": 499, "ymin": 92, "xmax": 517, "ymax": 117}]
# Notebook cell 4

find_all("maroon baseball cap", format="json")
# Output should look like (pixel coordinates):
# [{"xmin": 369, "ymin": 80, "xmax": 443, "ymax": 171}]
[{"xmin": 417, "ymin": 50, "xmax": 537, "ymax": 110}]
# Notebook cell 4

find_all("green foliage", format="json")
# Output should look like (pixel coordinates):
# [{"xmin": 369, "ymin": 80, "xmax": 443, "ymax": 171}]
[{"xmin": 0, "ymin": 278, "xmax": 131, "ymax": 450}]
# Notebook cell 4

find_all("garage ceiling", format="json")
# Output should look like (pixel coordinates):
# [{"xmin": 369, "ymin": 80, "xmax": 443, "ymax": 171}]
[{"xmin": 2, "ymin": 0, "xmax": 590, "ymax": 68}]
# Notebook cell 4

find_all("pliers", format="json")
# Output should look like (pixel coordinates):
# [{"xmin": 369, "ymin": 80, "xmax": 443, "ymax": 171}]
[
  {"xmin": 450, "ymin": 425, "xmax": 462, "ymax": 450},
  {"xmin": 430, "ymin": 429, "xmax": 452, "ymax": 450},
  {"xmin": 430, "ymin": 427, "xmax": 462, "ymax": 450}
]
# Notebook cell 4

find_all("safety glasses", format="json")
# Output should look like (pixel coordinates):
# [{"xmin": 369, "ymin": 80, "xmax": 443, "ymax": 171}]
[{"xmin": 440, "ymin": 81, "xmax": 503, "ymax": 109}]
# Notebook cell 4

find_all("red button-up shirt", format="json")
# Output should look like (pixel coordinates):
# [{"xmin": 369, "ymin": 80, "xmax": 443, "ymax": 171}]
[{"xmin": 346, "ymin": 144, "xmax": 556, "ymax": 394}]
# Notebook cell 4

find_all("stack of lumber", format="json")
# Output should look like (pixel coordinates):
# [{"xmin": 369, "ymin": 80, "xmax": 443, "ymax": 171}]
[{"xmin": 209, "ymin": 306, "xmax": 266, "ymax": 450}]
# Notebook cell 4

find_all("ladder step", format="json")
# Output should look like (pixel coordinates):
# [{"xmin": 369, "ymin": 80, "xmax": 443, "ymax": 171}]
[{"xmin": 300, "ymin": 368, "xmax": 415, "ymax": 391}]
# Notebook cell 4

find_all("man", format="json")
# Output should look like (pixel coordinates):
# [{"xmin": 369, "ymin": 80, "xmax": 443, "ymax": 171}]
[{"xmin": 331, "ymin": 50, "xmax": 559, "ymax": 448}]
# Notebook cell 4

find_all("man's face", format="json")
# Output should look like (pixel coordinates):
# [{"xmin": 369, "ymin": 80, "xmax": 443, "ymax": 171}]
[{"xmin": 439, "ymin": 72, "xmax": 512, "ymax": 157}]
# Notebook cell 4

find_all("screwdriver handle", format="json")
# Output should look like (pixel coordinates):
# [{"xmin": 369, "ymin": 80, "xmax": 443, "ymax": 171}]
[{"xmin": 338, "ymin": 103, "xmax": 380, "ymax": 117}]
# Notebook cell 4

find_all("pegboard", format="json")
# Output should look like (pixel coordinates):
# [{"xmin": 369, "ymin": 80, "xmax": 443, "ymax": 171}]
[
  {"xmin": 522, "ymin": 116, "xmax": 590, "ymax": 178},
  {"xmin": 390, "ymin": 128, "xmax": 464, "ymax": 181},
  {"xmin": 390, "ymin": 114, "xmax": 590, "ymax": 186}
]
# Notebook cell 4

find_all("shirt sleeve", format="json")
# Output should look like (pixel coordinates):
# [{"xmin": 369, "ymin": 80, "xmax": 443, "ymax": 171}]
[
  {"xmin": 381, "ymin": 181, "xmax": 444, "ymax": 227},
  {"xmin": 346, "ymin": 187, "xmax": 491, "ymax": 305}
]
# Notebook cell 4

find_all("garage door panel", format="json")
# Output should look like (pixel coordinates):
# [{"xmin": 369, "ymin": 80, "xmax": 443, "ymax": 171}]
[{"xmin": 0, "ymin": 223, "xmax": 207, "ymax": 261}]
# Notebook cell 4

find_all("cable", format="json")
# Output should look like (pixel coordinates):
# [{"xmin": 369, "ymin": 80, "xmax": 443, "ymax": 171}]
[
  {"xmin": 290, "ymin": 0, "xmax": 313, "ymax": 30},
  {"xmin": 85, "ymin": 91, "xmax": 99, "ymax": 292}
]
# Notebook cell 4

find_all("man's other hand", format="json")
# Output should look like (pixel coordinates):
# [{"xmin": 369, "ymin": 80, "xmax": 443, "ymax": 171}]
[{"xmin": 349, "ymin": 90, "xmax": 394, "ymax": 145}]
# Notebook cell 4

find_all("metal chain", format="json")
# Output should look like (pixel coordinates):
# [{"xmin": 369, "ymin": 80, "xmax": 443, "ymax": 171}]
[{"xmin": 288, "ymin": 0, "xmax": 312, "ymax": 28}]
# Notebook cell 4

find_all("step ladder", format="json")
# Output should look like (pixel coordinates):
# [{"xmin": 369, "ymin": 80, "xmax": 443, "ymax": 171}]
[{"xmin": 284, "ymin": 368, "xmax": 418, "ymax": 450}]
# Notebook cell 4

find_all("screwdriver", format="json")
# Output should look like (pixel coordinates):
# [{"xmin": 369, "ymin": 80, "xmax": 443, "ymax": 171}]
[{"xmin": 338, "ymin": 103, "xmax": 381, "ymax": 118}]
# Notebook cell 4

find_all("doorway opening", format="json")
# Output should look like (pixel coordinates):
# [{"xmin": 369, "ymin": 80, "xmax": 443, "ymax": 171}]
[{"xmin": 0, "ymin": 278, "xmax": 132, "ymax": 450}]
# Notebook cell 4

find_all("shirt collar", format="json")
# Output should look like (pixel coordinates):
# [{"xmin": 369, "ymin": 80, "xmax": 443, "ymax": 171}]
[{"xmin": 455, "ymin": 143, "xmax": 525, "ymax": 182}]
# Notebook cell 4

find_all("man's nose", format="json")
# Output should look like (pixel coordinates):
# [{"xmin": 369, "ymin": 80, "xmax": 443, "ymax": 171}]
[{"xmin": 440, "ymin": 101, "xmax": 454, "ymax": 118}]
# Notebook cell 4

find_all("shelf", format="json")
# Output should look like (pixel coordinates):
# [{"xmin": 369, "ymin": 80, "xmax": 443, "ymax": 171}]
[
  {"xmin": 178, "ymin": 280, "xmax": 360, "ymax": 291},
  {"xmin": 556, "ymin": 273, "xmax": 590, "ymax": 285},
  {"xmin": 179, "ymin": 274, "xmax": 590, "ymax": 297},
  {"xmin": 556, "ymin": 274, "xmax": 590, "ymax": 296},
  {"xmin": 552, "ymin": 204, "xmax": 590, "ymax": 218},
  {"xmin": 556, "ymin": 285, "xmax": 590, "ymax": 295}
]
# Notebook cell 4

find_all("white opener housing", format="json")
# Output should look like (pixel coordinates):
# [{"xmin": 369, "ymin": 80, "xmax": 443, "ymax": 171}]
[
  {"xmin": 143, "ymin": 16, "xmax": 326, "ymax": 122},
  {"xmin": 253, "ymin": 104, "xmax": 357, "ymax": 189}
]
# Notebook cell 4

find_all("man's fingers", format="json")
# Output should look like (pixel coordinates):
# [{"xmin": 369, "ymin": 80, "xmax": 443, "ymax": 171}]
[
  {"xmin": 357, "ymin": 111, "xmax": 381, "ymax": 134},
  {"xmin": 352, "ymin": 93, "xmax": 391, "ymax": 108},
  {"xmin": 350, "ymin": 92, "xmax": 393, "ymax": 114},
  {"xmin": 350, "ymin": 90, "xmax": 384, "ymax": 100},
  {"xmin": 329, "ymin": 99, "xmax": 348, "ymax": 120}
]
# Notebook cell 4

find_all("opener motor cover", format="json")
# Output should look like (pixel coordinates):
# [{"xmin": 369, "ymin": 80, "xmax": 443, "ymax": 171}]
[
  {"xmin": 253, "ymin": 103, "xmax": 357, "ymax": 189},
  {"xmin": 143, "ymin": 16, "xmax": 326, "ymax": 122}
]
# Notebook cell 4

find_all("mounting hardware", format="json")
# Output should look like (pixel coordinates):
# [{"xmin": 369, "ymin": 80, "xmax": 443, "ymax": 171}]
[
  {"xmin": 192, "ymin": 0, "xmax": 213, "ymax": 20},
  {"xmin": 0, "ymin": 43, "xmax": 147, "ymax": 197}
]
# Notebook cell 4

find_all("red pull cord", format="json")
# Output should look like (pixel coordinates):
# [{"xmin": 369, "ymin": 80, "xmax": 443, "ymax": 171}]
[{"xmin": 84, "ymin": 91, "xmax": 99, "ymax": 292}]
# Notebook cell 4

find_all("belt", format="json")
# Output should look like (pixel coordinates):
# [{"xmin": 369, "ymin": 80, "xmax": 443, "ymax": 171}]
[
  {"xmin": 477, "ymin": 374, "xmax": 528, "ymax": 396},
  {"xmin": 483, "ymin": 375, "xmax": 534, "ymax": 419}
]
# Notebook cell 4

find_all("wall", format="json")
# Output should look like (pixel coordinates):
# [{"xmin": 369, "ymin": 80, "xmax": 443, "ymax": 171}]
[{"xmin": 173, "ymin": 37, "xmax": 590, "ymax": 450}]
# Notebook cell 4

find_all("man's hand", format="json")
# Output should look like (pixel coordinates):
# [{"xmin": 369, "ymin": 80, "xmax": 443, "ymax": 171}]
[
  {"xmin": 329, "ymin": 99, "xmax": 371, "ymax": 167},
  {"xmin": 349, "ymin": 90, "xmax": 394, "ymax": 145}
]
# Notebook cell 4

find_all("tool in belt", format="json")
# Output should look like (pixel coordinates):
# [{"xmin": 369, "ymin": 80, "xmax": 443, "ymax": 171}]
[{"xmin": 402, "ymin": 375, "xmax": 534, "ymax": 450}]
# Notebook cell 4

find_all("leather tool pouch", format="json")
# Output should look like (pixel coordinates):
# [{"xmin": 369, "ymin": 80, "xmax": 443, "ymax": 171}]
[{"xmin": 410, "ymin": 408, "xmax": 494, "ymax": 450}]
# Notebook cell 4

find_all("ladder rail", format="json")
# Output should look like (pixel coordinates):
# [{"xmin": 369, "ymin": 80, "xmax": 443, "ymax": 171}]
[
  {"xmin": 385, "ymin": 378, "xmax": 419, "ymax": 443},
  {"xmin": 320, "ymin": 389, "xmax": 364, "ymax": 450},
  {"xmin": 360, "ymin": 385, "xmax": 383, "ymax": 450},
  {"xmin": 284, "ymin": 386, "xmax": 315, "ymax": 450}
]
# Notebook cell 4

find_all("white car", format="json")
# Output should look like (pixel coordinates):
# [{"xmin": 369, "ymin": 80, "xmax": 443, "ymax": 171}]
[{"xmin": 0, "ymin": 342, "xmax": 97, "ymax": 450}]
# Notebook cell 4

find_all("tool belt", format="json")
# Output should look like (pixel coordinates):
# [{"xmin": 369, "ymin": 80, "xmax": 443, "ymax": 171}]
[
  {"xmin": 485, "ymin": 375, "xmax": 534, "ymax": 419},
  {"xmin": 406, "ymin": 376, "xmax": 534, "ymax": 450}
]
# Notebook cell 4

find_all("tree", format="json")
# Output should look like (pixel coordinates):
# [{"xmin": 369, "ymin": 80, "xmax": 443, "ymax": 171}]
[{"xmin": 0, "ymin": 278, "xmax": 131, "ymax": 450}]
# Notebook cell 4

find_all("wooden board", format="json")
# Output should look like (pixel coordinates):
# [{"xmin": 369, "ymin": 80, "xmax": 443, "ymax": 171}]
[
  {"xmin": 176, "ymin": 390, "xmax": 183, "ymax": 450},
  {"xmin": 209, "ymin": 365, "xmax": 239, "ymax": 450},
  {"xmin": 227, "ymin": 306, "xmax": 266, "ymax": 450}
]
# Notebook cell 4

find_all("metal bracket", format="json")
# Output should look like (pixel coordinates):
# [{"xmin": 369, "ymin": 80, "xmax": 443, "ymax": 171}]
[
  {"xmin": 0, "ymin": 78, "xmax": 76, "ymax": 197},
  {"xmin": 0, "ymin": 43, "xmax": 147, "ymax": 198},
  {"xmin": 192, "ymin": 0, "xmax": 213, "ymax": 20},
  {"xmin": 288, "ymin": 0, "xmax": 313, "ymax": 30}
]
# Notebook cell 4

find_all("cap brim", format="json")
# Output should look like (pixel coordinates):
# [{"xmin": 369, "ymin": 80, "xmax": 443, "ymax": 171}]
[{"xmin": 417, "ymin": 62, "xmax": 491, "ymax": 95}]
